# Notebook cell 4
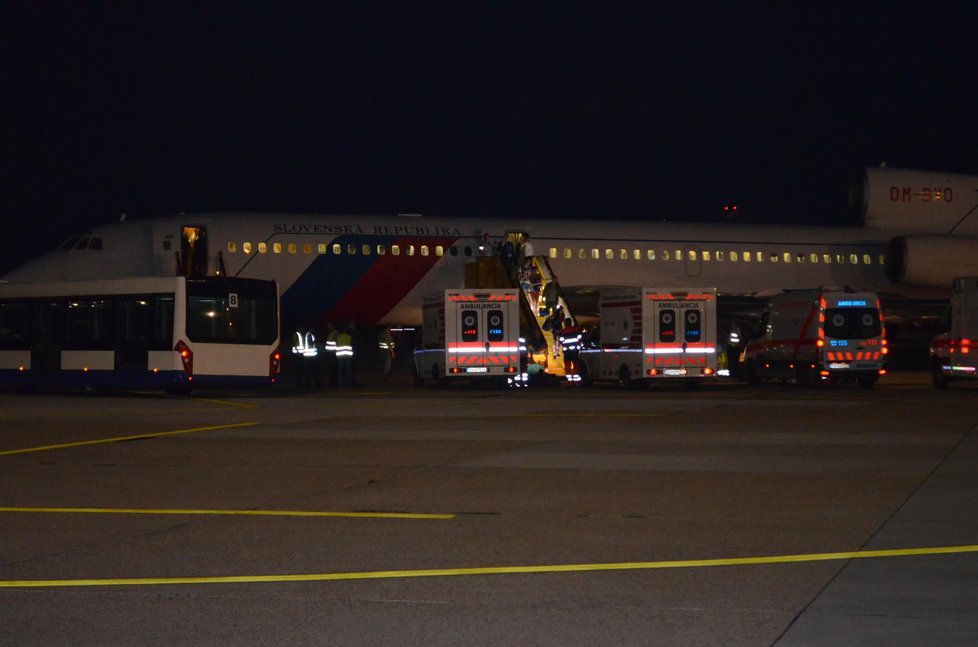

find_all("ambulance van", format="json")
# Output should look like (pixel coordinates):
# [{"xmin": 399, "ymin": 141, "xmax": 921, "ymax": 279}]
[
  {"xmin": 930, "ymin": 276, "xmax": 978, "ymax": 389},
  {"xmin": 741, "ymin": 289, "xmax": 887, "ymax": 388},
  {"xmin": 579, "ymin": 287, "xmax": 718, "ymax": 387},
  {"xmin": 413, "ymin": 289, "xmax": 521, "ymax": 387}
]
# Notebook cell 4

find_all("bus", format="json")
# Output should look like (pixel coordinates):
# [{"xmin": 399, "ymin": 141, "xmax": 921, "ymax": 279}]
[{"xmin": 0, "ymin": 276, "xmax": 280, "ymax": 393}]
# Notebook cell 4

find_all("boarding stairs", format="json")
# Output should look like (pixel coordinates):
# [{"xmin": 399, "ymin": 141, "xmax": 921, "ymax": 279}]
[{"xmin": 465, "ymin": 253, "xmax": 576, "ymax": 377}]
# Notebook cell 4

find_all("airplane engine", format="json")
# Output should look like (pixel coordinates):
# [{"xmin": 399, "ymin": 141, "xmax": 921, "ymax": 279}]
[
  {"xmin": 885, "ymin": 235, "xmax": 978, "ymax": 288},
  {"xmin": 851, "ymin": 167, "xmax": 978, "ymax": 235}
]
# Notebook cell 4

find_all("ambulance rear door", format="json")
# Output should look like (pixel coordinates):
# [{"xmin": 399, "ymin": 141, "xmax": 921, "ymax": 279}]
[{"xmin": 447, "ymin": 292, "xmax": 519, "ymax": 377}]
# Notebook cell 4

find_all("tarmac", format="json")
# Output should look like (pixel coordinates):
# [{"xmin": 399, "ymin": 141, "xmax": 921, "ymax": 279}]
[{"xmin": 0, "ymin": 369, "xmax": 976, "ymax": 646}]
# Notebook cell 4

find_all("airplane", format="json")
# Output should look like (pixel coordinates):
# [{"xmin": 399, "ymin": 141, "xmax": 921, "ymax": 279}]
[{"xmin": 3, "ymin": 166, "xmax": 977, "ymax": 333}]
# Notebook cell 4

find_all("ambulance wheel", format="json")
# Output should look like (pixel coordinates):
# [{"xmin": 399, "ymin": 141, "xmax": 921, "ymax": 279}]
[
  {"xmin": 431, "ymin": 364, "xmax": 448, "ymax": 389},
  {"xmin": 743, "ymin": 360, "xmax": 761, "ymax": 385},
  {"xmin": 617, "ymin": 366, "xmax": 634, "ymax": 389},
  {"xmin": 932, "ymin": 362, "xmax": 949, "ymax": 390},
  {"xmin": 578, "ymin": 363, "xmax": 593, "ymax": 387},
  {"xmin": 857, "ymin": 375, "xmax": 878, "ymax": 389}
]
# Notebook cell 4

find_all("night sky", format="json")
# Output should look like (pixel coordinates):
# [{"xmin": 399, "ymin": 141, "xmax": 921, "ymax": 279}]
[{"xmin": 2, "ymin": 3, "xmax": 975, "ymax": 276}]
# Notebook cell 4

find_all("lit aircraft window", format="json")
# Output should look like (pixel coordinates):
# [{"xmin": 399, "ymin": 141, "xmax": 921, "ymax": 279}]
[
  {"xmin": 782, "ymin": 252, "xmax": 791, "ymax": 263},
  {"xmin": 754, "ymin": 252, "xmax": 763, "ymax": 262},
  {"xmin": 421, "ymin": 245, "xmax": 429, "ymax": 256},
  {"xmin": 347, "ymin": 244, "xmax": 356, "ymax": 255},
  {"xmin": 318, "ymin": 243, "xmax": 327, "ymax": 254},
  {"xmin": 662, "ymin": 250, "xmax": 671, "ymax": 261},
  {"xmin": 564, "ymin": 248, "xmax": 572, "ymax": 260},
  {"xmin": 578, "ymin": 248, "xmax": 586, "ymax": 259},
  {"xmin": 676, "ymin": 249, "xmax": 683, "ymax": 261},
  {"xmin": 647, "ymin": 249, "xmax": 656, "ymax": 260},
  {"xmin": 407, "ymin": 245, "xmax": 415, "ymax": 256},
  {"xmin": 716, "ymin": 251, "xmax": 724, "ymax": 261},
  {"xmin": 243, "ymin": 242, "xmax": 252, "ymax": 254},
  {"xmin": 332, "ymin": 243, "xmax": 341, "ymax": 255},
  {"xmin": 702, "ymin": 250, "xmax": 711, "ymax": 261},
  {"xmin": 604, "ymin": 249, "xmax": 613, "ymax": 260},
  {"xmin": 435, "ymin": 246, "xmax": 444, "ymax": 256},
  {"xmin": 286, "ymin": 243, "xmax": 296, "ymax": 254},
  {"xmin": 362, "ymin": 244, "xmax": 370, "ymax": 256},
  {"xmin": 377, "ymin": 245, "xmax": 386, "ymax": 256},
  {"xmin": 271, "ymin": 243, "xmax": 281, "ymax": 254},
  {"xmin": 770, "ymin": 252, "xmax": 778, "ymax": 262},
  {"xmin": 836, "ymin": 254, "xmax": 846, "ymax": 264},
  {"xmin": 796, "ymin": 253, "xmax": 805, "ymax": 263},
  {"xmin": 742, "ymin": 251, "xmax": 751, "ymax": 262},
  {"xmin": 549, "ymin": 247, "xmax": 557, "ymax": 258},
  {"xmin": 619, "ymin": 249, "xmax": 627, "ymax": 260},
  {"xmin": 850, "ymin": 253, "xmax": 858, "ymax": 264},
  {"xmin": 689, "ymin": 250, "xmax": 698, "ymax": 261},
  {"xmin": 863, "ymin": 254, "xmax": 871, "ymax": 265},
  {"xmin": 879, "ymin": 254, "xmax": 885, "ymax": 265},
  {"xmin": 392, "ymin": 245, "xmax": 401, "ymax": 256},
  {"xmin": 303, "ymin": 244, "xmax": 312, "ymax": 254},
  {"xmin": 810, "ymin": 253, "xmax": 819, "ymax": 263},
  {"xmin": 633, "ymin": 249, "xmax": 641, "ymax": 260},
  {"xmin": 227, "ymin": 242, "xmax": 237, "ymax": 253},
  {"xmin": 823, "ymin": 253, "xmax": 832, "ymax": 264},
  {"xmin": 590, "ymin": 248, "xmax": 598, "ymax": 260},
  {"xmin": 728, "ymin": 251, "xmax": 736, "ymax": 262},
  {"xmin": 258, "ymin": 242, "xmax": 267, "ymax": 254}
]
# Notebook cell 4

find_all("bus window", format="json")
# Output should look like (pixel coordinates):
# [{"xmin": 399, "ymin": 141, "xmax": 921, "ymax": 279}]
[
  {"xmin": 65, "ymin": 299, "xmax": 114, "ymax": 350},
  {"xmin": 186, "ymin": 280, "xmax": 277, "ymax": 344},
  {"xmin": 0, "ymin": 302, "xmax": 31, "ymax": 349},
  {"xmin": 659, "ymin": 309, "xmax": 676, "ymax": 342}
]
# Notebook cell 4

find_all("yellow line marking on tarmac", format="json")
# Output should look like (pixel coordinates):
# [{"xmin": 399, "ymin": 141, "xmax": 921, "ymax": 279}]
[
  {"xmin": 185, "ymin": 397, "xmax": 260, "ymax": 409},
  {"xmin": 521, "ymin": 412, "xmax": 668, "ymax": 418},
  {"xmin": 0, "ymin": 506, "xmax": 454, "ymax": 520},
  {"xmin": 0, "ymin": 422, "xmax": 258, "ymax": 456},
  {"xmin": 3, "ymin": 544, "xmax": 975, "ymax": 588}
]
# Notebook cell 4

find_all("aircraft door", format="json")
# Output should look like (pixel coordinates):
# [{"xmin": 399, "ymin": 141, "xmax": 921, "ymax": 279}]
[{"xmin": 180, "ymin": 226, "xmax": 209, "ymax": 277}]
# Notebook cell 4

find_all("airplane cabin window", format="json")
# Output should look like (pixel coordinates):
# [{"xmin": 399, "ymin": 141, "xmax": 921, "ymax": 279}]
[
  {"xmin": 770, "ymin": 252, "xmax": 778, "ymax": 262},
  {"xmin": 716, "ymin": 251, "xmax": 724, "ymax": 261},
  {"xmin": 227, "ymin": 242, "xmax": 237, "ymax": 253},
  {"xmin": 619, "ymin": 249, "xmax": 627, "ymax": 260},
  {"xmin": 377, "ymin": 245, "xmax": 386, "ymax": 255},
  {"xmin": 421, "ymin": 245, "xmax": 429, "ymax": 256},
  {"xmin": 850, "ymin": 253, "xmax": 858, "ymax": 264},
  {"xmin": 258, "ymin": 242, "xmax": 267, "ymax": 254},
  {"xmin": 782, "ymin": 252, "xmax": 791, "ymax": 263},
  {"xmin": 347, "ymin": 244, "xmax": 356, "ymax": 255},
  {"xmin": 796, "ymin": 253, "xmax": 805, "ymax": 263},
  {"xmin": 662, "ymin": 250, "xmax": 671, "ymax": 261},
  {"xmin": 332, "ymin": 243, "xmax": 341, "ymax": 255},
  {"xmin": 689, "ymin": 250, "xmax": 698, "ymax": 261},
  {"xmin": 449, "ymin": 246, "xmax": 457, "ymax": 256},
  {"xmin": 810, "ymin": 253, "xmax": 819, "ymax": 263},
  {"xmin": 243, "ymin": 242, "xmax": 252, "ymax": 254},
  {"xmin": 408, "ymin": 245, "xmax": 415, "ymax": 256},
  {"xmin": 392, "ymin": 245, "xmax": 401, "ymax": 256},
  {"xmin": 633, "ymin": 249, "xmax": 641, "ymax": 260},
  {"xmin": 302, "ymin": 244, "xmax": 311, "ymax": 254},
  {"xmin": 578, "ymin": 248, "xmax": 586, "ymax": 259},
  {"xmin": 549, "ymin": 247, "xmax": 557, "ymax": 258},
  {"xmin": 564, "ymin": 248, "xmax": 572, "ymax": 260},
  {"xmin": 702, "ymin": 250, "xmax": 711, "ymax": 261},
  {"xmin": 879, "ymin": 254, "xmax": 885, "ymax": 265},
  {"xmin": 676, "ymin": 250, "xmax": 683, "ymax": 261},
  {"xmin": 318, "ymin": 243, "xmax": 327, "ymax": 254},
  {"xmin": 728, "ymin": 251, "xmax": 736, "ymax": 262},
  {"xmin": 286, "ymin": 243, "xmax": 296, "ymax": 254},
  {"xmin": 605, "ymin": 249, "xmax": 613, "ymax": 260},
  {"xmin": 273, "ymin": 243, "xmax": 282, "ymax": 254},
  {"xmin": 862, "ymin": 254, "xmax": 871, "ymax": 265},
  {"xmin": 647, "ymin": 250, "xmax": 656, "ymax": 261},
  {"xmin": 435, "ymin": 246, "xmax": 444, "ymax": 256},
  {"xmin": 823, "ymin": 254, "xmax": 832, "ymax": 264},
  {"xmin": 836, "ymin": 254, "xmax": 846, "ymax": 264},
  {"xmin": 754, "ymin": 252, "xmax": 762, "ymax": 262},
  {"xmin": 464, "ymin": 246, "xmax": 472, "ymax": 256},
  {"xmin": 361, "ymin": 244, "xmax": 370, "ymax": 256},
  {"xmin": 742, "ymin": 251, "xmax": 750, "ymax": 262}
]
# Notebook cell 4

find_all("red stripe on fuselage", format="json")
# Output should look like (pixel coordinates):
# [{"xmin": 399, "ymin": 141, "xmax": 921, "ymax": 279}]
[{"xmin": 326, "ymin": 236, "xmax": 457, "ymax": 324}]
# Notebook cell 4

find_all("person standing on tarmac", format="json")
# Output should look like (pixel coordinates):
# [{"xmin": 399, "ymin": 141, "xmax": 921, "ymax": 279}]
[
  {"xmin": 291, "ymin": 323, "xmax": 318, "ymax": 387},
  {"xmin": 323, "ymin": 321, "xmax": 338, "ymax": 387},
  {"xmin": 378, "ymin": 325, "xmax": 395, "ymax": 381},
  {"xmin": 335, "ymin": 326, "xmax": 354, "ymax": 387}
]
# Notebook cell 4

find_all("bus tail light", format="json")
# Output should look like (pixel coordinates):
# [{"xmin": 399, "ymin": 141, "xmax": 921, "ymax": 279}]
[
  {"xmin": 269, "ymin": 350, "xmax": 282, "ymax": 376},
  {"xmin": 174, "ymin": 340, "xmax": 193, "ymax": 375}
]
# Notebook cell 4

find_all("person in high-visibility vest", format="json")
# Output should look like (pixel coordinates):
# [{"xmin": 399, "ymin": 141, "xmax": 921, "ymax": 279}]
[
  {"xmin": 558, "ymin": 318, "xmax": 583, "ymax": 382},
  {"xmin": 323, "ymin": 321, "xmax": 338, "ymax": 387},
  {"xmin": 335, "ymin": 326, "xmax": 354, "ymax": 387},
  {"xmin": 378, "ymin": 326, "xmax": 395, "ymax": 381},
  {"xmin": 291, "ymin": 326, "xmax": 318, "ymax": 387}
]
